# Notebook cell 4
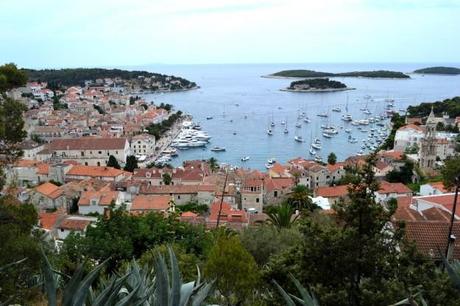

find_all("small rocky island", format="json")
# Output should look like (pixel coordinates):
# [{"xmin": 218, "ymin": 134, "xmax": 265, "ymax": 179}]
[
  {"xmin": 413, "ymin": 66, "xmax": 460, "ymax": 75},
  {"xmin": 282, "ymin": 78, "xmax": 354, "ymax": 92},
  {"xmin": 265, "ymin": 69, "xmax": 410, "ymax": 79},
  {"xmin": 23, "ymin": 68, "xmax": 198, "ymax": 93}
]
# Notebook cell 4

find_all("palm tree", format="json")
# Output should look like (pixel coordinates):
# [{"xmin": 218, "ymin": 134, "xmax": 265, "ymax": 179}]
[
  {"xmin": 266, "ymin": 202, "xmax": 299, "ymax": 230},
  {"xmin": 208, "ymin": 157, "xmax": 218, "ymax": 172},
  {"xmin": 288, "ymin": 185, "xmax": 316, "ymax": 211}
]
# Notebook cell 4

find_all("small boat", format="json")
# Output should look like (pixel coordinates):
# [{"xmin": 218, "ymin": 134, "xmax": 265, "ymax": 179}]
[
  {"xmin": 314, "ymin": 155, "xmax": 323, "ymax": 162},
  {"xmin": 284, "ymin": 128, "xmax": 289, "ymax": 134},
  {"xmin": 317, "ymin": 112, "xmax": 328, "ymax": 118},
  {"xmin": 314, "ymin": 138, "xmax": 321, "ymax": 144},
  {"xmin": 294, "ymin": 136, "xmax": 304, "ymax": 142},
  {"xmin": 267, "ymin": 158, "xmax": 276, "ymax": 164},
  {"xmin": 322, "ymin": 133, "xmax": 333, "ymax": 138},
  {"xmin": 281, "ymin": 120, "xmax": 286, "ymax": 125},
  {"xmin": 267, "ymin": 129, "xmax": 273, "ymax": 136},
  {"xmin": 206, "ymin": 116, "xmax": 213, "ymax": 120},
  {"xmin": 265, "ymin": 163, "xmax": 274, "ymax": 169},
  {"xmin": 363, "ymin": 109, "xmax": 372, "ymax": 115},
  {"xmin": 309, "ymin": 147, "xmax": 316, "ymax": 155},
  {"xmin": 271, "ymin": 122, "xmax": 275, "ymax": 127},
  {"xmin": 345, "ymin": 128, "xmax": 352, "ymax": 133},
  {"xmin": 233, "ymin": 132, "xmax": 237, "ymax": 135},
  {"xmin": 342, "ymin": 114, "xmax": 353, "ymax": 122},
  {"xmin": 235, "ymin": 103, "xmax": 240, "ymax": 106},
  {"xmin": 295, "ymin": 123, "xmax": 302, "ymax": 128},
  {"xmin": 332, "ymin": 107, "xmax": 341, "ymax": 112},
  {"xmin": 241, "ymin": 156, "xmax": 250, "ymax": 162},
  {"xmin": 303, "ymin": 117, "xmax": 311, "ymax": 123},
  {"xmin": 211, "ymin": 146, "xmax": 226, "ymax": 152},
  {"xmin": 311, "ymin": 143, "xmax": 322, "ymax": 150}
]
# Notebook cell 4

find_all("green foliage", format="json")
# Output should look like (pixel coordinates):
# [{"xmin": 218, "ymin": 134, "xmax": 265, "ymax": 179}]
[
  {"xmin": 272, "ymin": 69, "xmax": 409, "ymax": 78},
  {"xmin": 337, "ymin": 165, "xmax": 361, "ymax": 185},
  {"xmin": 288, "ymin": 78, "xmax": 347, "ymax": 90},
  {"xmin": 207, "ymin": 157, "xmax": 218, "ymax": 172},
  {"xmin": 162, "ymin": 172, "xmax": 172, "ymax": 185},
  {"xmin": 327, "ymin": 152, "xmax": 337, "ymax": 165},
  {"xmin": 175, "ymin": 202, "xmax": 209, "ymax": 214},
  {"xmin": 0, "ymin": 63, "xmax": 27, "ymax": 92},
  {"xmin": 442, "ymin": 155, "xmax": 460, "ymax": 189},
  {"xmin": 107, "ymin": 155, "xmax": 121, "ymax": 169},
  {"xmin": 414, "ymin": 66, "xmax": 460, "ymax": 75},
  {"xmin": 93, "ymin": 104, "xmax": 105, "ymax": 114},
  {"xmin": 158, "ymin": 102, "xmax": 173, "ymax": 112},
  {"xmin": 287, "ymin": 184, "xmax": 317, "ymax": 211},
  {"xmin": 407, "ymin": 96, "xmax": 460, "ymax": 118},
  {"xmin": 0, "ymin": 97, "xmax": 28, "ymax": 164},
  {"xmin": 273, "ymin": 274, "xmax": 319, "ymax": 306},
  {"xmin": 147, "ymin": 111, "xmax": 183, "ymax": 140},
  {"xmin": 124, "ymin": 155, "xmax": 138, "ymax": 172},
  {"xmin": 386, "ymin": 158, "xmax": 415, "ymax": 184},
  {"xmin": 266, "ymin": 202, "xmax": 299, "ymax": 230},
  {"xmin": 0, "ymin": 196, "xmax": 41, "ymax": 303},
  {"xmin": 31, "ymin": 133, "xmax": 46, "ymax": 144},
  {"xmin": 240, "ymin": 225, "xmax": 302, "ymax": 267},
  {"xmin": 204, "ymin": 234, "xmax": 260, "ymax": 305}
]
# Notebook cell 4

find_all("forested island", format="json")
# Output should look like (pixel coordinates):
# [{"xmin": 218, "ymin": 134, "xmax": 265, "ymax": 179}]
[
  {"xmin": 282, "ymin": 78, "xmax": 353, "ymax": 92},
  {"xmin": 266, "ymin": 69, "xmax": 410, "ymax": 79},
  {"xmin": 413, "ymin": 66, "xmax": 460, "ymax": 75},
  {"xmin": 23, "ymin": 68, "xmax": 198, "ymax": 92},
  {"xmin": 407, "ymin": 96, "xmax": 460, "ymax": 118}
]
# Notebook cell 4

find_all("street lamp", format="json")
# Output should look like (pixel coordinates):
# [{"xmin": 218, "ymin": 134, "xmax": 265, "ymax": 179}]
[{"xmin": 446, "ymin": 175, "xmax": 460, "ymax": 259}]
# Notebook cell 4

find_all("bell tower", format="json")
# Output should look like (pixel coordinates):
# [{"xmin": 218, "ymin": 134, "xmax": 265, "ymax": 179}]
[{"xmin": 420, "ymin": 107, "xmax": 437, "ymax": 171}]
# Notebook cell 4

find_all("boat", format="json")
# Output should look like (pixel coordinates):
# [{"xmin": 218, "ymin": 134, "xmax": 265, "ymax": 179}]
[
  {"xmin": 363, "ymin": 109, "xmax": 372, "ymax": 115},
  {"xmin": 211, "ymin": 146, "xmax": 226, "ymax": 152},
  {"xmin": 294, "ymin": 136, "xmax": 304, "ymax": 142},
  {"xmin": 322, "ymin": 133, "xmax": 333, "ymax": 138},
  {"xmin": 314, "ymin": 155, "xmax": 323, "ymax": 162},
  {"xmin": 233, "ymin": 132, "xmax": 237, "ymax": 135},
  {"xmin": 267, "ymin": 129, "xmax": 273, "ymax": 136},
  {"xmin": 267, "ymin": 158, "xmax": 276, "ymax": 165},
  {"xmin": 206, "ymin": 116, "xmax": 213, "ymax": 120},
  {"xmin": 317, "ymin": 112, "xmax": 328, "ymax": 118},
  {"xmin": 311, "ymin": 143, "xmax": 322, "ymax": 150},
  {"xmin": 345, "ymin": 128, "xmax": 352, "ymax": 133},
  {"xmin": 284, "ymin": 128, "xmax": 289, "ymax": 134},
  {"xmin": 303, "ymin": 117, "xmax": 311, "ymax": 123},
  {"xmin": 332, "ymin": 107, "xmax": 341, "ymax": 112},
  {"xmin": 309, "ymin": 147, "xmax": 316, "ymax": 155},
  {"xmin": 241, "ymin": 156, "xmax": 250, "ymax": 162},
  {"xmin": 265, "ymin": 163, "xmax": 274, "ymax": 169},
  {"xmin": 342, "ymin": 114, "xmax": 353, "ymax": 122},
  {"xmin": 281, "ymin": 120, "xmax": 286, "ymax": 125},
  {"xmin": 295, "ymin": 123, "xmax": 302, "ymax": 128},
  {"xmin": 271, "ymin": 122, "xmax": 275, "ymax": 127}
]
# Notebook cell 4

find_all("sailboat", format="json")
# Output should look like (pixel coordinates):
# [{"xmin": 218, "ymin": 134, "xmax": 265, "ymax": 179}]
[
  {"xmin": 284, "ymin": 120, "xmax": 289, "ymax": 134},
  {"xmin": 294, "ymin": 135, "xmax": 304, "ymax": 142},
  {"xmin": 309, "ymin": 147, "xmax": 316, "ymax": 155}
]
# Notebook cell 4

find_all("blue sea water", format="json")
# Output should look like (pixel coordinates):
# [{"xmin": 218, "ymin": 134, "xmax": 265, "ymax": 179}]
[{"xmin": 132, "ymin": 63, "xmax": 460, "ymax": 170}]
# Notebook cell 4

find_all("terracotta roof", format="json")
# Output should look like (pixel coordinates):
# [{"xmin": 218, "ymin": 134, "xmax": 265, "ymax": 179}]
[
  {"xmin": 131, "ymin": 195, "xmax": 171, "ymax": 211},
  {"xmin": 379, "ymin": 150, "xmax": 404, "ymax": 161},
  {"xmin": 397, "ymin": 124, "xmax": 424, "ymax": 132},
  {"xmin": 377, "ymin": 181, "xmax": 412, "ymax": 195},
  {"xmin": 15, "ymin": 159, "xmax": 40, "ymax": 167},
  {"xmin": 78, "ymin": 190, "xmax": 119, "ymax": 206},
  {"xmin": 49, "ymin": 137, "xmax": 127, "ymax": 150},
  {"xmin": 67, "ymin": 165, "xmax": 126, "ymax": 178},
  {"xmin": 59, "ymin": 218, "xmax": 92, "ymax": 231},
  {"xmin": 326, "ymin": 162, "xmax": 344, "ymax": 173},
  {"xmin": 181, "ymin": 211, "xmax": 198, "ymax": 218},
  {"xmin": 35, "ymin": 182, "xmax": 63, "ymax": 199},
  {"xmin": 428, "ymin": 182, "xmax": 451, "ymax": 193},
  {"xmin": 404, "ymin": 221, "xmax": 460, "ymax": 259},
  {"xmin": 140, "ymin": 184, "xmax": 199, "ymax": 194},
  {"xmin": 39, "ymin": 211, "xmax": 64, "ymax": 230},
  {"xmin": 209, "ymin": 201, "xmax": 248, "ymax": 223},
  {"xmin": 315, "ymin": 185, "xmax": 349, "ymax": 198},
  {"xmin": 37, "ymin": 163, "xmax": 50, "ymax": 175},
  {"xmin": 264, "ymin": 177, "xmax": 295, "ymax": 192}
]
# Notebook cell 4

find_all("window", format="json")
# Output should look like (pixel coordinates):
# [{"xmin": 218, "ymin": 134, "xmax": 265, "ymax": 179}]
[
  {"xmin": 85, "ymin": 162, "xmax": 88, "ymax": 166},
  {"xmin": 178, "ymin": 195, "xmax": 181, "ymax": 199},
  {"xmin": 91, "ymin": 199, "xmax": 97, "ymax": 206},
  {"xmin": 97, "ymin": 162, "xmax": 100, "ymax": 166},
  {"xmin": 256, "ymin": 198, "xmax": 259, "ymax": 203},
  {"xmin": 274, "ymin": 191, "xmax": 278, "ymax": 197},
  {"xmin": 81, "ymin": 151, "xmax": 85, "ymax": 156},
  {"xmin": 98, "ymin": 151, "xmax": 102, "ymax": 154}
]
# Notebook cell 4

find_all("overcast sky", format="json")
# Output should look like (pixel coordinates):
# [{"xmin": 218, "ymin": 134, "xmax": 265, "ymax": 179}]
[{"xmin": 1, "ymin": 0, "xmax": 459, "ymax": 68}]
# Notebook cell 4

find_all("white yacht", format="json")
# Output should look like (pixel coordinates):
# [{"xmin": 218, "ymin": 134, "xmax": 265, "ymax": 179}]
[
  {"xmin": 241, "ymin": 156, "xmax": 250, "ymax": 162},
  {"xmin": 294, "ymin": 136, "xmax": 304, "ymax": 142}
]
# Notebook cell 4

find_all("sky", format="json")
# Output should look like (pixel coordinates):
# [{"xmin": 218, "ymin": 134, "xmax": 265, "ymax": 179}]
[{"xmin": 0, "ymin": 0, "xmax": 459, "ymax": 68}]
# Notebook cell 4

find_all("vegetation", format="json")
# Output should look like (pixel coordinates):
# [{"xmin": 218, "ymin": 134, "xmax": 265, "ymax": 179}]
[
  {"xmin": 407, "ymin": 96, "xmax": 460, "ymax": 118},
  {"xmin": 162, "ymin": 172, "xmax": 172, "ymax": 185},
  {"xmin": 288, "ymin": 78, "xmax": 347, "ymax": 90},
  {"xmin": 287, "ymin": 184, "xmax": 316, "ymax": 211},
  {"xmin": 327, "ymin": 152, "xmax": 337, "ymax": 165},
  {"xmin": 175, "ymin": 201, "xmax": 209, "ymax": 214},
  {"xmin": 124, "ymin": 155, "xmax": 138, "ymax": 172},
  {"xmin": 386, "ymin": 157, "xmax": 415, "ymax": 184},
  {"xmin": 414, "ymin": 66, "xmax": 460, "ymax": 75},
  {"xmin": 23, "ymin": 67, "xmax": 197, "ymax": 90},
  {"xmin": 271, "ymin": 69, "xmax": 410, "ymax": 79},
  {"xmin": 147, "ymin": 111, "xmax": 183, "ymax": 140},
  {"xmin": 380, "ymin": 113, "xmax": 406, "ymax": 150},
  {"xmin": 207, "ymin": 157, "xmax": 219, "ymax": 172},
  {"xmin": 107, "ymin": 155, "xmax": 121, "ymax": 169},
  {"xmin": 442, "ymin": 155, "xmax": 460, "ymax": 189},
  {"xmin": 266, "ymin": 203, "xmax": 299, "ymax": 230},
  {"xmin": 0, "ymin": 63, "xmax": 28, "ymax": 92}
]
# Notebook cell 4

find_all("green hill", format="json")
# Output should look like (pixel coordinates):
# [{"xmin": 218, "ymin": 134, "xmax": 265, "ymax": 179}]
[
  {"xmin": 268, "ymin": 69, "xmax": 410, "ymax": 79},
  {"xmin": 413, "ymin": 66, "xmax": 460, "ymax": 75}
]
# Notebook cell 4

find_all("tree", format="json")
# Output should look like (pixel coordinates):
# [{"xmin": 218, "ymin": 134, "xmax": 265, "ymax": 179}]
[
  {"xmin": 0, "ymin": 196, "xmax": 41, "ymax": 303},
  {"xmin": 162, "ymin": 172, "xmax": 172, "ymax": 185},
  {"xmin": 327, "ymin": 152, "xmax": 337, "ymax": 165},
  {"xmin": 0, "ymin": 97, "xmax": 28, "ymax": 166},
  {"xmin": 204, "ymin": 235, "xmax": 260, "ymax": 305},
  {"xmin": 266, "ymin": 202, "xmax": 299, "ymax": 230},
  {"xmin": 386, "ymin": 158, "xmax": 414, "ymax": 184},
  {"xmin": 208, "ymin": 157, "xmax": 218, "ymax": 172},
  {"xmin": 107, "ymin": 155, "xmax": 121, "ymax": 169},
  {"xmin": 442, "ymin": 155, "xmax": 460, "ymax": 189},
  {"xmin": 124, "ymin": 155, "xmax": 138, "ymax": 172},
  {"xmin": 0, "ymin": 63, "xmax": 27, "ymax": 92},
  {"xmin": 287, "ymin": 184, "xmax": 316, "ymax": 211}
]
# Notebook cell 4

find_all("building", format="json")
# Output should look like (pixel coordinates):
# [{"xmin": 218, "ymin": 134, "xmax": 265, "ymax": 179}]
[
  {"xmin": 374, "ymin": 181, "xmax": 412, "ymax": 203},
  {"xmin": 56, "ymin": 216, "xmax": 97, "ymax": 240},
  {"xmin": 419, "ymin": 108, "xmax": 437, "ymax": 172},
  {"xmin": 48, "ymin": 137, "xmax": 130, "ymax": 166},
  {"xmin": 315, "ymin": 185, "xmax": 349, "ymax": 205},
  {"xmin": 78, "ymin": 189, "xmax": 122, "ymax": 215},
  {"xmin": 131, "ymin": 134, "xmax": 156, "ymax": 156},
  {"xmin": 419, "ymin": 182, "xmax": 451, "ymax": 196},
  {"xmin": 30, "ymin": 182, "xmax": 65, "ymax": 211},
  {"xmin": 66, "ymin": 165, "xmax": 129, "ymax": 182},
  {"xmin": 130, "ymin": 195, "xmax": 172, "ymax": 214},
  {"xmin": 394, "ymin": 124, "xmax": 425, "ymax": 151}
]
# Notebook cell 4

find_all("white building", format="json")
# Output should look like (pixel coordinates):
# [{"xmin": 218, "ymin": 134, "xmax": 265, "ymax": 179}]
[
  {"xmin": 394, "ymin": 124, "xmax": 425, "ymax": 151},
  {"xmin": 131, "ymin": 133, "xmax": 156, "ymax": 156},
  {"xmin": 48, "ymin": 137, "xmax": 130, "ymax": 166}
]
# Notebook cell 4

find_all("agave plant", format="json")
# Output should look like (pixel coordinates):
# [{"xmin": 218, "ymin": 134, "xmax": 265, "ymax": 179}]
[
  {"xmin": 41, "ymin": 246, "xmax": 214, "ymax": 306},
  {"xmin": 272, "ymin": 274, "xmax": 319, "ymax": 306},
  {"xmin": 443, "ymin": 256, "xmax": 460, "ymax": 291}
]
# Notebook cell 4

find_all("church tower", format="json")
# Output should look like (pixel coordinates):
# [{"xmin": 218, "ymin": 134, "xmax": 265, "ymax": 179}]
[{"xmin": 419, "ymin": 107, "xmax": 437, "ymax": 171}]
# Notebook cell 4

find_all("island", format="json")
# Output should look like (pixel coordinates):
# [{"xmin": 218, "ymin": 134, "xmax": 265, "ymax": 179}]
[
  {"xmin": 22, "ymin": 68, "xmax": 198, "ymax": 93},
  {"xmin": 413, "ymin": 66, "xmax": 460, "ymax": 75},
  {"xmin": 281, "ymin": 78, "xmax": 354, "ymax": 92},
  {"xmin": 264, "ymin": 69, "xmax": 410, "ymax": 79}
]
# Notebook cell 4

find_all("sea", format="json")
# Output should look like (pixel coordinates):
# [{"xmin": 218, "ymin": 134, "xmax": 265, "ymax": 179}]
[{"xmin": 129, "ymin": 63, "xmax": 460, "ymax": 170}]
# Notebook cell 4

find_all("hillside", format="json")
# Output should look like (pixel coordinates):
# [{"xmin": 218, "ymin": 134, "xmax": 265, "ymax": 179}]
[
  {"xmin": 413, "ymin": 66, "xmax": 460, "ymax": 75},
  {"xmin": 284, "ymin": 78, "xmax": 351, "ymax": 92},
  {"xmin": 22, "ymin": 68, "xmax": 197, "ymax": 91},
  {"xmin": 268, "ymin": 69, "xmax": 410, "ymax": 79}
]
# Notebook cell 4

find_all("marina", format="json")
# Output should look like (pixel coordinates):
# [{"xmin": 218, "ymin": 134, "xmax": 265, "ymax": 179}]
[{"xmin": 141, "ymin": 63, "xmax": 460, "ymax": 170}]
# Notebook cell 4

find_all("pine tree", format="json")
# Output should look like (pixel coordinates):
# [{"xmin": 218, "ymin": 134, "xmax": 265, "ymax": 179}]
[
  {"xmin": 107, "ymin": 155, "xmax": 121, "ymax": 169},
  {"xmin": 124, "ymin": 155, "xmax": 138, "ymax": 172}
]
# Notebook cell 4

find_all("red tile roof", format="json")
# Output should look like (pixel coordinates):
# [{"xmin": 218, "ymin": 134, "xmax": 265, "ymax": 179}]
[
  {"xmin": 39, "ymin": 211, "xmax": 64, "ymax": 230},
  {"xmin": 59, "ymin": 218, "xmax": 92, "ymax": 231},
  {"xmin": 315, "ymin": 185, "xmax": 349, "ymax": 198},
  {"xmin": 209, "ymin": 201, "xmax": 248, "ymax": 223},
  {"xmin": 377, "ymin": 181, "xmax": 412, "ymax": 195},
  {"xmin": 50, "ymin": 137, "xmax": 127, "ymax": 150},
  {"xmin": 131, "ymin": 195, "xmax": 171, "ymax": 211},
  {"xmin": 264, "ymin": 178, "xmax": 295, "ymax": 193},
  {"xmin": 35, "ymin": 182, "xmax": 63, "ymax": 199},
  {"xmin": 78, "ymin": 190, "xmax": 119, "ymax": 206},
  {"xmin": 67, "ymin": 165, "xmax": 126, "ymax": 178},
  {"xmin": 428, "ymin": 182, "xmax": 451, "ymax": 193}
]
